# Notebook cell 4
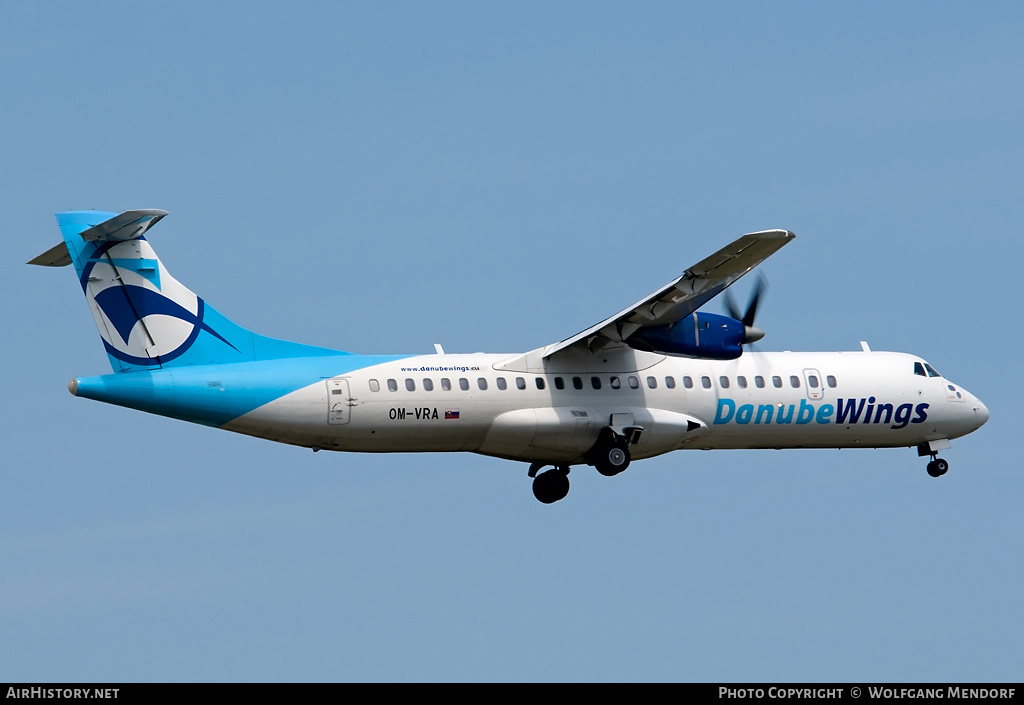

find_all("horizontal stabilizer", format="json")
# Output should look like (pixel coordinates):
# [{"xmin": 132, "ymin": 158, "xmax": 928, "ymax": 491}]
[
  {"xmin": 28, "ymin": 241, "xmax": 72, "ymax": 267},
  {"xmin": 80, "ymin": 209, "xmax": 168, "ymax": 242}
]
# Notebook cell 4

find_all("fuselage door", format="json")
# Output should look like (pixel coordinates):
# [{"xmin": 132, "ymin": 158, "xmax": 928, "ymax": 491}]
[
  {"xmin": 327, "ymin": 378, "xmax": 351, "ymax": 425},
  {"xmin": 802, "ymin": 368, "xmax": 824, "ymax": 400}
]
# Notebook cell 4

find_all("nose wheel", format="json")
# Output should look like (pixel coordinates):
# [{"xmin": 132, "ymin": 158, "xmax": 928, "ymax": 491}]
[
  {"xmin": 918, "ymin": 441, "xmax": 951, "ymax": 478},
  {"xmin": 926, "ymin": 457, "xmax": 949, "ymax": 478}
]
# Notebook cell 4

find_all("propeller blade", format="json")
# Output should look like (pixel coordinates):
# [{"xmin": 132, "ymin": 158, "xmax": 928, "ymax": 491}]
[
  {"xmin": 726, "ymin": 273, "xmax": 768, "ymax": 346},
  {"xmin": 725, "ymin": 291, "xmax": 742, "ymax": 322},
  {"xmin": 742, "ymin": 273, "xmax": 767, "ymax": 327}
]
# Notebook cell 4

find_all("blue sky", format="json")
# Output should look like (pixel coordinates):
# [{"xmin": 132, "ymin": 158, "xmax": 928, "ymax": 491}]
[{"xmin": 2, "ymin": 2, "xmax": 1021, "ymax": 681}]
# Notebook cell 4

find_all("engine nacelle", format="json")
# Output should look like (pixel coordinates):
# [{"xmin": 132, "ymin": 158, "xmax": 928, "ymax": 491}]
[{"xmin": 628, "ymin": 312, "xmax": 746, "ymax": 360}]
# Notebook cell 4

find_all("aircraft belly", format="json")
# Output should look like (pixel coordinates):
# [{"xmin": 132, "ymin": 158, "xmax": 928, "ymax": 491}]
[
  {"xmin": 628, "ymin": 408, "xmax": 707, "ymax": 459},
  {"xmin": 220, "ymin": 381, "xmax": 330, "ymax": 448},
  {"xmin": 702, "ymin": 426, "xmax": 925, "ymax": 450},
  {"xmin": 478, "ymin": 407, "xmax": 600, "ymax": 463},
  {"xmin": 476, "ymin": 405, "xmax": 707, "ymax": 463}
]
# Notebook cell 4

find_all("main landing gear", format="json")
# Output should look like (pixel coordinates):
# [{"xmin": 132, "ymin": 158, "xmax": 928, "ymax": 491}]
[
  {"xmin": 591, "ymin": 435, "xmax": 631, "ymax": 477},
  {"xmin": 528, "ymin": 425, "xmax": 643, "ymax": 504},
  {"xmin": 585, "ymin": 426, "xmax": 640, "ymax": 477},
  {"xmin": 529, "ymin": 463, "xmax": 570, "ymax": 504}
]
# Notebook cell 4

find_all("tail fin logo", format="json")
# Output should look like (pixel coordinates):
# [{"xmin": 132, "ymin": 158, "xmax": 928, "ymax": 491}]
[{"xmin": 81, "ymin": 240, "xmax": 237, "ymax": 367}]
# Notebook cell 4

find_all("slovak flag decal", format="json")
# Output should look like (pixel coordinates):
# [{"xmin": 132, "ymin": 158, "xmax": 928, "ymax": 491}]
[{"xmin": 445, "ymin": 410, "xmax": 460, "ymax": 420}]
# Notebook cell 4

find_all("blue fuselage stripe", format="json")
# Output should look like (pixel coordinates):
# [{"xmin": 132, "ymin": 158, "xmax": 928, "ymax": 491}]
[{"xmin": 73, "ymin": 354, "xmax": 412, "ymax": 427}]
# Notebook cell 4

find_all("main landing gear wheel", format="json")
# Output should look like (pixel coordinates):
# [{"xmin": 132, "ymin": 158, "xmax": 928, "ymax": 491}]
[
  {"xmin": 594, "ymin": 438, "xmax": 631, "ymax": 477},
  {"xmin": 532, "ymin": 467, "xmax": 570, "ymax": 504},
  {"xmin": 926, "ymin": 458, "xmax": 949, "ymax": 478}
]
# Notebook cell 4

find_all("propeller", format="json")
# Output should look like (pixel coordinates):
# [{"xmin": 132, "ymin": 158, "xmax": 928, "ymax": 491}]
[{"xmin": 725, "ymin": 273, "xmax": 767, "ymax": 345}]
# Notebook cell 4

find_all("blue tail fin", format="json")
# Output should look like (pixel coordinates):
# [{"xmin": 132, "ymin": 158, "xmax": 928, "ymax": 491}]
[{"xmin": 31, "ymin": 209, "xmax": 343, "ymax": 372}]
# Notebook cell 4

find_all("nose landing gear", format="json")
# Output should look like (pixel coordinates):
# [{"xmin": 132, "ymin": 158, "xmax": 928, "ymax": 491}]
[
  {"xmin": 926, "ymin": 457, "xmax": 949, "ymax": 478},
  {"xmin": 918, "ymin": 440, "xmax": 951, "ymax": 478}
]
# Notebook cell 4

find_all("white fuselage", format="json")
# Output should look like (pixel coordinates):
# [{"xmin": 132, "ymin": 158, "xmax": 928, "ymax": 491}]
[{"xmin": 222, "ymin": 348, "xmax": 989, "ymax": 465}]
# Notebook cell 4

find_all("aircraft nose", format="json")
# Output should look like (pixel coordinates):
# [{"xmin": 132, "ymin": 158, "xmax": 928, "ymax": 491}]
[{"xmin": 973, "ymin": 397, "xmax": 990, "ymax": 429}]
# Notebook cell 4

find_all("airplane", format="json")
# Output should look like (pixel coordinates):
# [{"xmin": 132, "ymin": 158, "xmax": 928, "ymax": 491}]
[{"xmin": 30, "ymin": 209, "xmax": 989, "ymax": 504}]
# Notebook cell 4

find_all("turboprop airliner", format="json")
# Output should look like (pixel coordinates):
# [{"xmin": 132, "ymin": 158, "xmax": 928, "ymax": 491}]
[{"xmin": 30, "ymin": 209, "xmax": 989, "ymax": 503}]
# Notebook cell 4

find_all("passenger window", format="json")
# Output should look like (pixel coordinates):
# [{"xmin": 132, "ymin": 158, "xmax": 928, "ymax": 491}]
[
  {"xmin": 369, "ymin": 379, "xmax": 380, "ymax": 392},
  {"xmin": 628, "ymin": 376, "xmax": 640, "ymax": 389},
  {"xmin": 790, "ymin": 376, "xmax": 801, "ymax": 388},
  {"xmin": 516, "ymin": 377, "xmax": 526, "ymax": 390},
  {"xmin": 423, "ymin": 378, "xmax": 434, "ymax": 392},
  {"xmin": 702, "ymin": 376, "xmax": 712, "ymax": 389},
  {"xmin": 755, "ymin": 376, "xmax": 765, "ymax": 388},
  {"xmin": 387, "ymin": 379, "xmax": 398, "ymax": 392},
  {"xmin": 610, "ymin": 376, "xmax": 621, "ymax": 389},
  {"xmin": 737, "ymin": 376, "xmax": 747, "ymax": 389},
  {"xmin": 554, "ymin": 377, "xmax": 565, "ymax": 390},
  {"xmin": 477, "ymin": 378, "xmax": 488, "ymax": 391},
  {"xmin": 665, "ymin": 376, "xmax": 675, "ymax": 389},
  {"xmin": 441, "ymin": 378, "xmax": 452, "ymax": 391},
  {"xmin": 827, "ymin": 375, "xmax": 837, "ymax": 388},
  {"xmin": 647, "ymin": 376, "xmax": 657, "ymax": 389},
  {"xmin": 496, "ymin": 377, "xmax": 507, "ymax": 390},
  {"xmin": 591, "ymin": 377, "xmax": 602, "ymax": 390},
  {"xmin": 772, "ymin": 376, "xmax": 782, "ymax": 388},
  {"xmin": 535, "ymin": 377, "xmax": 546, "ymax": 390},
  {"xmin": 405, "ymin": 379, "xmax": 416, "ymax": 392},
  {"xmin": 719, "ymin": 376, "xmax": 730, "ymax": 389},
  {"xmin": 459, "ymin": 378, "xmax": 470, "ymax": 391},
  {"xmin": 572, "ymin": 377, "xmax": 583, "ymax": 390},
  {"xmin": 808, "ymin": 375, "xmax": 819, "ymax": 388},
  {"xmin": 683, "ymin": 376, "xmax": 694, "ymax": 389}
]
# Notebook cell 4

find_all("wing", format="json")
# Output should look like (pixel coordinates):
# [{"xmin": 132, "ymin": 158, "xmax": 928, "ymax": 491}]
[{"xmin": 544, "ymin": 229, "xmax": 795, "ymax": 358}]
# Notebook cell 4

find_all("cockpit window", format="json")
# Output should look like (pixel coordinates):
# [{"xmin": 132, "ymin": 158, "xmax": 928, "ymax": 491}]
[
  {"xmin": 924, "ymin": 363, "xmax": 942, "ymax": 378},
  {"xmin": 914, "ymin": 362, "xmax": 927, "ymax": 377}
]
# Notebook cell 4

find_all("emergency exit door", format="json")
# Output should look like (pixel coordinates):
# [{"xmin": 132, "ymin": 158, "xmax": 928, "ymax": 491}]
[{"xmin": 327, "ymin": 379, "xmax": 351, "ymax": 425}]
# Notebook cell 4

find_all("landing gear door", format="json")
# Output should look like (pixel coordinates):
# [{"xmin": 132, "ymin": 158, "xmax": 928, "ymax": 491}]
[
  {"xmin": 327, "ymin": 378, "xmax": 351, "ymax": 425},
  {"xmin": 802, "ymin": 369, "xmax": 824, "ymax": 400}
]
